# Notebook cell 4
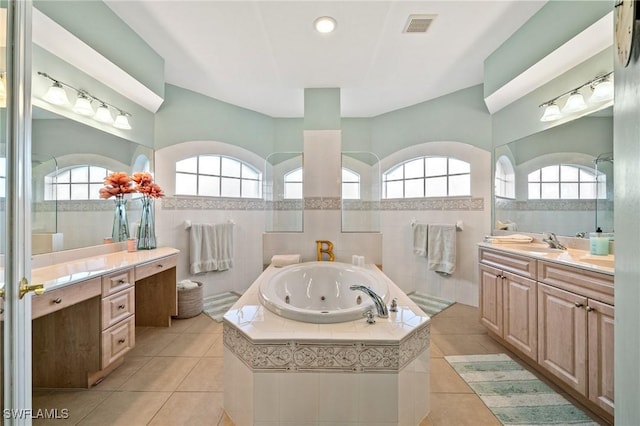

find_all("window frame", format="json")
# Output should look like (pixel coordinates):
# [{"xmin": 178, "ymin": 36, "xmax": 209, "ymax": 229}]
[
  {"xmin": 382, "ymin": 156, "xmax": 471, "ymax": 199},
  {"xmin": 527, "ymin": 163, "xmax": 606, "ymax": 200},
  {"xmin": 175, "ymin": 154, "xmax": 262, "ymax": 199},
  {"xmin": 44, "ymin": 164, "xmax": 112, "ymax": 201},
  {"xmin": 495, "ymin": 155, "xmax": 515, "ymax": 199}
]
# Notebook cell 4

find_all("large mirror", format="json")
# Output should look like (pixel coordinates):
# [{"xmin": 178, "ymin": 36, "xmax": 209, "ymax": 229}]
[
  {"xmin": 494, "ymin": 107, "xmax": 613, "ymax": 237},
  {"xmin": 31, "ymin": 107, "xmax": 153, "ymax": 254}
]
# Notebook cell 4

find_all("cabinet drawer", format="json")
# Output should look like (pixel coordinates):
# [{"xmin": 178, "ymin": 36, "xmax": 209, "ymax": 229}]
[
  {"xmin": 479, "ymin": 248, "xmax": 537, "ymax": 280},
  {"xmin": 102, "ymin": 287, "xmax": 135, "ymax": 330},
  {"xmin": 101, "ymin": 315, "xmax": 135, "ymax": 369},
  {"xmin": 32, "ymin": 277, "xmax": 101, "ymax": 319},
  {"xmin": 538, "ymin": 261, "xmax": 614, "ymax": 305},
  {"xmin": 135, "ymin": 254, "xmax": 177, "ymax": 281},
  {"xmin": 102, "ymin": 269, "xmax": 134, "ymax": 297}
]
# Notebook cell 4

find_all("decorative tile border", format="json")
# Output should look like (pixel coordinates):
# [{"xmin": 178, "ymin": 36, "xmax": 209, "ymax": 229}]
[
  {"xmin": 304, "ymin": 197, "xmax": 341, "ymax": 210},
  {"xmin": 381, "ymin": 197, "xmax": 484, "ymax": 211},
  {"xmin": 495, "ymin": 198, "xmax": 613, "ymax": 212},
  {"xmin": 223, "ymin": 321, "xmax": 430, "ymax": 373},
  {"xmin": 33, "ymin": 200, "xmax": 141, "ymax": 212},
  {"xmin": 162, "ymin": 196, "xmax": 265, "ymax": 211}
]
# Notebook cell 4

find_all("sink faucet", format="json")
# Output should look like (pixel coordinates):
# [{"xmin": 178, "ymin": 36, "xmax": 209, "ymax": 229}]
[
  {"xmin": 542, "ymin": 232, "xmax": 566, "ymax": 250},
  {"xmin": 349, "ymin": 285, "xmax": 389, "ymax": 318}
]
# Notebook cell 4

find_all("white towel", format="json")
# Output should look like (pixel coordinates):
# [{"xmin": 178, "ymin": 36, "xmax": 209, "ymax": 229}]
[
  {"xmin": 178, "ymin": 279, "xmax": 199, "ymax": 290},
  {"xmin": 271, "ymin": 254, "xmax": 301, "ymax": 267},
  {"xmin": 427, "ymin": 224, "xmax": 457, "ymax": 276},
  {"xmin": 413, "ymin": 223, "xmax": 428, "ymax": 256},
  {"xmin": 484, "ymin": 234, "xmax": 533, "ymax": 244},
  {"xmin": 189, "ymin": 223, "xmax": 234, "ymax": 274}
]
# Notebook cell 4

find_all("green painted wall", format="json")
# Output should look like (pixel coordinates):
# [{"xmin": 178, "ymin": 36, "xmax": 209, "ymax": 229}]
[
  {"xmin": 155, "ymin": 84, "xmax": 275, "ymax": 159},
  {"xmin": 370, "ymin": 85, "xmax": 492, "ymax": 159},
  {"xmin": 34, "ymin": 0, "xmax": 165, "ymax": 98},
  {"xmin": 303, "ymin": 88, "xmax": 341, "ymax": 130},
  {"xmin": 484, "ymin": 0, "xmax": 612, "ymax": 99},
  {"xmin": 342, "ymin": 118, "xmax": 373, "ymax": 152},
  {"xmin": 274, "ymin": 118, "xmax": 304, "ymax": 153}
]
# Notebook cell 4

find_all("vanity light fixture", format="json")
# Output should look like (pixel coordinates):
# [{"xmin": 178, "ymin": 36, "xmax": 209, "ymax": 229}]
[
  {"xmin": 314, "ymin": 16, "xmax": 337, "ymax": 33},
  {"xmin": 538, "ymin": 71, "xmax": 614, "ymax": 122},
  {"xmin": 38, "ymin": 71, "xmax": 133, "ymax": 130}
]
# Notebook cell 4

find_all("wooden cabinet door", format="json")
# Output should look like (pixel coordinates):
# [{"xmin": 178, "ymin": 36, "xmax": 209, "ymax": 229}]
[
  {"xmin": 503, "ymin": 271, "xmax": 537, "ymax": 361},
  {"xmin": 537, "ymin": 283, "xmax": 587, "ymax": 394},
  {"xmin": 479, "ymin": 264, "xmax": 503, "ymax": 336},
  {"xmin": 587, "ymin": 299, "xmax": 615, "ymax": 416}
]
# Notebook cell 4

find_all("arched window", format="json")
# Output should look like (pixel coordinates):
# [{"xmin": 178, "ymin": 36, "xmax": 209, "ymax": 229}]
[
  {"xmin": 283, "ymin": 167, "xmax": 361, "ymax": 199},
  {"xmin": 44, "ymin": 165, "xmax": 112, "ymax": 200},
  {"xmin": 527, "ymin": 164, "xmax": 605, "ymax": 199},
  {"xmin": 342, "ymin": 168, "xmax": 360, "ymax": 200},
  {"xmin": 495, "ymin": 155, "xmax": 515, "ymax": 199},
  {"xmin": 175, "ymin": 155, "xmax": 261, "ymax": 198},
  {"xmin": 383, "ymin": 156, "xmax": 470, "ymax": 199}
]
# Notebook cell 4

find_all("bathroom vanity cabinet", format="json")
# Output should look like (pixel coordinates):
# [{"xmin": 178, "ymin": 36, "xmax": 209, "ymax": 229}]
[
  {"xmin": 31, "ymin": 248, "xmax": 178, "ymax": 388},
  {"xmin": 479, "ymin": 246, "xmax": 614, "ymax": 420}
]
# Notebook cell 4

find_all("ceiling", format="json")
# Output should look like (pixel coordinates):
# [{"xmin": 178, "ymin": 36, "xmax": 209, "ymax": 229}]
[{"xmin": 104, "ymin": 1, "xmax": 547, "ymax": 118}]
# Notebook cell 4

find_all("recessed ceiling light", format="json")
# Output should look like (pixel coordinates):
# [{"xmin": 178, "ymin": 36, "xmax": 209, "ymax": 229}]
[{"xmin": 314, "ymin": 16, "xmax": 336, "ymax": 33}]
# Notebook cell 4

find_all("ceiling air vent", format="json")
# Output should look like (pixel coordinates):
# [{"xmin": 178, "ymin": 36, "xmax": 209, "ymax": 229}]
[{"xmin": 403, "ymin": 14, "xmax": 436, "ymax": 33}]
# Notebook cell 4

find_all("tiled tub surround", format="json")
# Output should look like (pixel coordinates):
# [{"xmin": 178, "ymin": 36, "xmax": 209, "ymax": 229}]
[{"xmin": 223, "ymin": 264, "xmax": 431, "ymax": 426}]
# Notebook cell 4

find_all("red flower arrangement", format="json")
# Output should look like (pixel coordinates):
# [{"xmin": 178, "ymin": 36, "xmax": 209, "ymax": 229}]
[
  {"xmin": 132, "ymin": 172, "xmax": 165, "ymax": 198},
  {"xmin": 99, "ymin": 172, "xmax": 135, "ymax": 199}
]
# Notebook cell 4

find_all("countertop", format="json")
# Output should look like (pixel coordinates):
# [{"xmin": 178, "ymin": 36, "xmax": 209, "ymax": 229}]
[
  {"xmin": 478, "ymin": 242, "xmax": 614, "ymax": 275},
  {"xmin": 3, "ymin": 247, "xmax": 180, "ymax": 292}
]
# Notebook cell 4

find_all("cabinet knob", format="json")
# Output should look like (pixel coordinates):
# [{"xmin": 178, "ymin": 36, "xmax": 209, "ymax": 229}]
[
  {"xmin": 586, "ymin": 306, "xmax": 595, "ymax": 312},
  {"xmin": 157, "ymin": 264, "xmax": 163, "ymax": 268},
  {"xmin": 117, "ymin": 338, "xmax": 126, "ymax": 344},
  {"xmin": 118, "ymin": 304, "xmax": 126, "ymax": 310},
  {"xmin": 118, "ymin": 279, "xmax": 125, "ymax": 284},
  {"xmin": 52, "ymin": 297, "xmax": 62, "ymax": 304},
  {"xmin": 495, "ymin": 274, "xmax": 503, "ymax": 279},
  {"xmin": 574, "ymin": 302, "xmax": 584, "ymax": 308}
]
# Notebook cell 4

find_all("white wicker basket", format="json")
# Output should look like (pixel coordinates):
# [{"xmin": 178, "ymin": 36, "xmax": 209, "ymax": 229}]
[{"xmin": 175, "ymin": 281, "xmax": 203, "ymax": 319}]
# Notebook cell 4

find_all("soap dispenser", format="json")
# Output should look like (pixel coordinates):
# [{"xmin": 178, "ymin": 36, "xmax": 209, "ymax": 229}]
[{"xmin": 589, "ymin": 227, "xmax": 610, "ymax": 256}]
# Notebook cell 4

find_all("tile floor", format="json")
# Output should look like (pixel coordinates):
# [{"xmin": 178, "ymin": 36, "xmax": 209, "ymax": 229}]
[{"xmin": 33, "ymin": 304, "xmax": 608, "ymax": 425}]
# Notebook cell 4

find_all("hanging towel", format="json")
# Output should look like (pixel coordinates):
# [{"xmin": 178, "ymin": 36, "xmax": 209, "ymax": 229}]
[
  {"xmin": 413, "ymin": 223, "xmax": 428, "ymax": 256},
  {"xmin": 189, "ymin": 223, "xmax": 234, "ymax": 274},
  {"xmin": 427, "ymin": 224, "xmax": 457, "ymax": 276},
  {"xmin": 271, "ymin": 254, "xmax": 301, "ymax": 267}
]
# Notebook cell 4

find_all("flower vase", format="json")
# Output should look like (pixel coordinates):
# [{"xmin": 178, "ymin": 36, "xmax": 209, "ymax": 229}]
[
  {"xmin": 111, "ymin": 197, "xmax": 130, "ymax": 242},
  {"xmin": 137, "ymin": 197, "xmax": 157, "ymax": 250}
]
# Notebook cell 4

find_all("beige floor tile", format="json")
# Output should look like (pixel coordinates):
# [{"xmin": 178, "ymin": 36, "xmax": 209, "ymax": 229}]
[
  {"xmin": 77, "ymin": 391, "xmax": 171, "ymax": 426},
  {"xmin": 435, "ymin": 303, "xmax": 479, "ymax": 319},
  {"xmin": 218, "ymin": 412, "xmax": 235, "ymax": 426},
  {"xmin": 148, "ymin": 391, "xmax": 225, "ymax": 425},
  {"xmin": 167, "ymin": 315, "xmax": 204, "ymax": 333},
  {"xmin": 430, "ymin": 316, "xmax": 487, "ymax": 335},
  {"xmin": 204, "ymin": 335, "xmax": 224, "ymax": 357},
  {"xmin": 421, "ymin": 393, "xmax": 501, "ymax": 426},
  {"xmin": 430, "ymin": 358, "xmax": 473, "ymax": 394},
  {"xmin": 430, "ymin": 341, "xmax": 444, "ymax": 358},
  {"xmin": 91, "ymin": 356, "xmax": 152, "ymax": 391},
  {"xmin": 127, "ymin": 330, "xmax": 180, "ymax": 357},
  {"xmin": 120, "ymin": 356, "xmax": 199, "ymax": 391},
  {"xmin": 157, "ymin": 332, "xmax": 218, "ymax": 357},
  {"xmin": 432, "ymin": 333, "xmax": 505, "ymax": 356},
  {"xmin": 176, "ymin": 357, "xmax": 224, "ymax": 392},
  {"xmin": 183, "ymin": 314, "xmax": 223, "ymax": 334},
  {"xmin": 32, "ymin": 390, "xmax": 112, "ymax": 425}
]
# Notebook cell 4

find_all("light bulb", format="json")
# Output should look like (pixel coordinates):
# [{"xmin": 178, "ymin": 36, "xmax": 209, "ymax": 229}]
[
  {"xmin": 540, "ymin": 103, "xmax": 562, "ymax": 122},
  {"xmin": 589, "ymin": 80, "xmax": 614, "ymax": 103},
  {"xmin": 114, "ymin": 112, "xmax": 132, "ymax": 130},
  {"xmin": 314, "ymin": 16, "xmax": 337, "ymax": 33},
  {"xmin": 43, "ymin": 82, "xmax": 70, "ymax": 106},
  {"xmin": 94, "ymin": 103, "xmax": 113, "ymax": 123},
  {"xmin": 72, "ymin": 93, "xmax": 94, "ymax": 116},
  {"xmin": 561, "ymin": 91, "xmax": 587, "ymax": 114}
]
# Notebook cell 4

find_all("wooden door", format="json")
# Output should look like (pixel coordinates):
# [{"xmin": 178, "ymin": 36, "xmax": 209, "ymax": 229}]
[
  {"xmin": 479, "ymin": 264, "xmax": 502, "ymax": 336},
  {"xmin": 537, "ymin": 283, "xmax": 587, "ymax": 394},
  {"xmin": 587, "ymin": 299, "xmax": 614, "ymax": 416},
  {"xmin": 503, "ymin": 271, "xmax": 537, "ymax": 361}
]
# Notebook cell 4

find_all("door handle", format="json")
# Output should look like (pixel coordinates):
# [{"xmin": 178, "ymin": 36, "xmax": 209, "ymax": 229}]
[{"xmin": 18, "ymin": 277, "xmax": 45, "ymax": 299}]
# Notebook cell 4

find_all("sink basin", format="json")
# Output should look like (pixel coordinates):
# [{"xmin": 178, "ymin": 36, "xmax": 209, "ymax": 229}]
[
  {"xmin": 579, "ymin": 255, "xmax": 615, "ymax": 269},
  {"xmin": 500, "ymin": 244, "xmax": 562, "ymax": 254}
]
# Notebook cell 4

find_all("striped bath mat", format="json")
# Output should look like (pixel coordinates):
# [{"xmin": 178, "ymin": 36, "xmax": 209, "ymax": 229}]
[
  {"xmin": 202, "ymin": 292, "xmax": 239, "ymax": 322},
  {"xmin": 408, "ymin": 292, "xmax": 454, "ymax": 317},
  {"xmin": 445, "ymin": 354, "xmax": 598, "ymax": 425}
]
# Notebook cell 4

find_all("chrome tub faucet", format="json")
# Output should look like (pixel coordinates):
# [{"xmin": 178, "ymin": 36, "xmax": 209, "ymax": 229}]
[{"xmin": 349, "ymin": 285, "xmax": 389, "ymax": 318}]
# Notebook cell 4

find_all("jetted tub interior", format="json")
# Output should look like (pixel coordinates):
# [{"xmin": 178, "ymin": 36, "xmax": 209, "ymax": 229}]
[{"xmin": 258, "ymin": 261, "xmax": 389, "ymax": 323}]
